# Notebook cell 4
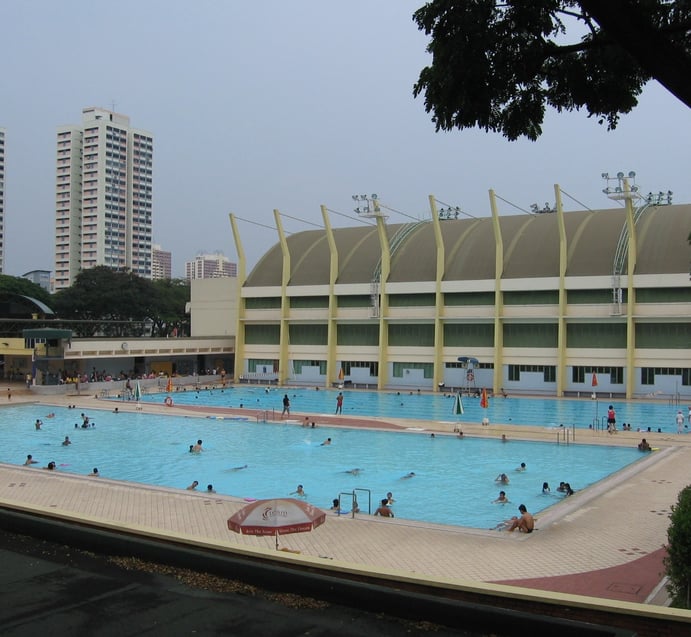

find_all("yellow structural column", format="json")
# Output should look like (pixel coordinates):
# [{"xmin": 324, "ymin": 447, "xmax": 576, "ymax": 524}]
[
  {"xmin": 623, "ymin": 180, "xmax": 637, "ymax": 399},
  {"xmin": 554, "ymin": 185, "xmax": 568, "ymax": 397},
  {"xmin": 274, "ymin": 209, "xmax": 291, "ymax": 387},
  {"xmin": 488, "ymin": 190, "xmax": 504, "ymax": 395},
  {"xmin": 428, "ymin": 195, "xmax": 446, "ymax": 390},
  {"xmin": 228, "ymin": 213, "xmax": 247, "ymax": 383},
  {"xmin": 374, "ymin": 209, "xmax": 391, "ymax": 390},
  {"xmin": 321, "ymin": 205, "xmax": 339, "ymax": 389}
]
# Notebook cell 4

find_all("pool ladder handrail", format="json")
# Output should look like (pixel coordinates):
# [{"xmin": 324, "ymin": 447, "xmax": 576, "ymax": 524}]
[
  {"xmin": 337, "ymin": 488, "xmax": 371, "ymax": 518},
  {"xmin": 557, "ymin": 424, "xmax": 576, "ymax": 444}
]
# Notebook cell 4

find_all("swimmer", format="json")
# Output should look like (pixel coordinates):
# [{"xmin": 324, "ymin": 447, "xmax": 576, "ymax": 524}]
[
  {"xmin": 515, "ymin": 462, "xmax": 526, "ymax": 472},
  {"xmin": 89, "ymin": 467, "xmax": 99, "ymax": 476},
  {"xmin": 386, "ymin": 492, "xmax": 395, "ymax": 505},
  {"xmin": 291, "ymin": 484, "xmax": 306, "ymax": 497},
  {"xmin": 345, "ymin": 468, "xmax": 362, "ymax": 475},
  {"xmin": 186, "ymin": 480, "xmax": 199, "ymax": 490},
  {"xmin": 24, "ymin": 454, "xmax": 38, "ymax": 465},
  {"xmin": 495, "ymin": 473, "xmax": 510, "ymax": 484},
  {"xmin": 206, "ymin": 484, "xmax": 216, "ymax": 493},
  {"xmin": 493, "ymin": 490, "xmax": 510, "ymax": 504},
  {"xmin": 192, "ymin": 439, "xmax": 203, "ymax": 452},
  {"xmin": 46, "ymin": 413, "xmax": 55, "ymax": 418},
  {"xmin": 44, "ymin": 461, "xmax": 56, "ymax": 471},
  {"xmin": 230, "ymin": 464, "xmax": 248, "ymax": 471},
  {"xmin": 374, "ymin": 499, "xmax": 394, "ymax": 517},
  {"xmin": 542, "ymin": 482, "xmax": 550, "ymax": 494},
  {"xmin": 401, "ymin": 472, "xmax": 416, "ymax": 479},
  {"xmin": 320, "ymin": 437, "xmax": 332, "ymax": 446},
  {"xmin": 62, "ymin": 436, "xmax": 72, "ymax": 446},
  {"xmin": 34, "ymin": 419, "xmax": 42, "ymax": 430}
]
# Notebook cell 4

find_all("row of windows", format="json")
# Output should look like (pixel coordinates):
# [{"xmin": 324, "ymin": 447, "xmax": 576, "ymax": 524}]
[
  {"xmin": 508, "ymin": 365, "xmax": 556, "ymax": 382},
  {"xmin": 246, "ymin": 289, "xmax": 691, "ymax": 310},
  {"xmin": 641, "ymin": 368, "xmax": 691, "ymax": 385},
  {"xmin": 572, "ymin": 366, "xmax": 624, "ymax": 384},
  {"xmin": 244, "ymin": 322, "xmax": 691, "ymax": 349}
]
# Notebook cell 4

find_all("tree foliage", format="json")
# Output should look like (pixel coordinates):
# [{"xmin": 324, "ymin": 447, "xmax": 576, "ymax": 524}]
[
  {"xmin": 413, "ymin": 0, "xmax": 691, "ymax": 140},
  {"xmin": 664, "ymin": 484, "xmax": 691, "ymax": 608},
  {"xmin": 0, "ymin": 274, "xmax": 52, "ymax": 307},
  {"xmin": 51, "ymin": 267, "xmax": 189, "ymax": 338},
  {"xmin": 149, "ymin": 278, "xmax": 191, "ymax": 337}
]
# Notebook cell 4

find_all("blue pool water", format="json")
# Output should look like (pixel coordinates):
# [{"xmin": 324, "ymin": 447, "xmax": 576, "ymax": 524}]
[
  {"xmin": 139, "ymin": 386, "xmax": 684, "ymax": 432},
  {"xmin": 1, "ymin": 404, "xmax": 643, "ymax": 529}
]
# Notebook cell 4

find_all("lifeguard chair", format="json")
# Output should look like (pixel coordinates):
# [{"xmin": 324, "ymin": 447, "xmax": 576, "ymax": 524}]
[{"xmin": 457, "ymin": 356, "xmax": 478, "ymax": 395}]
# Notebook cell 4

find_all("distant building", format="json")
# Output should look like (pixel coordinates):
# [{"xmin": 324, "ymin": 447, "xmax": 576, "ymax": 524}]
[
  {"xmin": 22, "ymin": 270, "xmax": 52, "ymax": 292},
  {"xmin": 54, "ymin": 107, "xmax": 154, "ymax": 290},
  {"xmin": 185, "ymin": 253, "xmax": 237, "ymax": 280},
  {"xmin": 0, "ymin": 127, "xmax": 5, "ymax": 274},
  {"xmin": 152, "ymin": 244, "xmax": 172, "ymax": 280}
]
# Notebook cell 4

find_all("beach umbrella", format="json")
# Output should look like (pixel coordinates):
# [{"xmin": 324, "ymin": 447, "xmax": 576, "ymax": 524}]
[
  {"xmin": 166, "ymin": 376, "xmax": 173, "ymax": 393},
  {"xmin": 453, "ymin": 392, "xmax": 464, "ymax": 415},
  {"xmin": 338, "ymin": 367, "xmax": 344, "ymax": 381},
  {"xmin": 228, "ymin": 498, "xmax": 326, "ymax": 550},
  {"xmin": 480, "ymin": 388, "xmax": 489, "ymax": 409},
  {"xmin": 133, "ymin": 380, "xmax": 142, "ymax": 402},
  {"xmin": 591, "ymin": 372, "xmax": 598, "ymax": 387}
]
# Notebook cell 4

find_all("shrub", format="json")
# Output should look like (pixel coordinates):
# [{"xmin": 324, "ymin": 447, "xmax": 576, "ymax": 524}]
[{"xmin": 664, "ymin": 485, "xmax": 691, "ymax": 608}]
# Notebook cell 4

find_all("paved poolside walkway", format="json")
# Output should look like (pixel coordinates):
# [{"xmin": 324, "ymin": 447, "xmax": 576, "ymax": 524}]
[{"xmin": 2, "ymin": 384, "xmax": 690, "ymax": 610}]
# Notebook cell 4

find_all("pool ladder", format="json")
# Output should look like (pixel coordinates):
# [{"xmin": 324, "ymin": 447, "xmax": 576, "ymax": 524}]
[
  {"xmin": 557, "ymin": 425, "xmax": 576, "ymax": 444},
  {"xmin": 337, "ymin": 488, "xmax": 371, "ymax": 518}
]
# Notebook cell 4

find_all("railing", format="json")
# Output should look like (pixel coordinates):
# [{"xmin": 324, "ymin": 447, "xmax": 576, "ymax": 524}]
[{"xmin": 337, "ymin": 488, "xmax": 371, "ymax": 518}]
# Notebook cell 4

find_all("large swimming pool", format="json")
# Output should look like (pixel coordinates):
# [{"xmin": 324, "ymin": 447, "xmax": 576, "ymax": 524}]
[
  {"xmin": 3, "ymin": 404, "xmax": 643, "ymax": 529},
  {"xmin": 137, "ymin": 385, "xmax": 685, "ymax": 432}
]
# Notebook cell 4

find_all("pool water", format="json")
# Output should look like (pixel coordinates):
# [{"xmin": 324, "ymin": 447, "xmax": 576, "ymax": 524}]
[
  {"xmin": 139, "ymin": 386, "xmax": 685, "ymax": 432},
  {"xmin": 2, "ymin": 405, "xmax": 643, "ymax": 529}
]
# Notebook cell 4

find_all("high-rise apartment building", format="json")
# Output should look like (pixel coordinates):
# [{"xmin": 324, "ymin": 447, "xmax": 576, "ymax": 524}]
[
  {"xmin": 152, "ymin": 243, "xmax": 172, "ymax": 280},
  {"xmin": 54, "ymin": 107, "xmax": 153, "ymax": 290},
  {"xmin": 185, "ymin": 253, "xmax": 237, "ymax": 280},
  {"xmin": 0, "ymin": 127, "xmax": 5, "ymax": 274}
]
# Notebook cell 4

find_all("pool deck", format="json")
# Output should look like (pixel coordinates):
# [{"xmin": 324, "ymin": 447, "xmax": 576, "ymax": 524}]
[{"xmin": 2, "ymin": 384, "xmax": 690, "ymax": 618}]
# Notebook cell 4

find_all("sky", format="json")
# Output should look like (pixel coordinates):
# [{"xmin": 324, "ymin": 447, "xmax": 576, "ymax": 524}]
[{"xmin": 3, "ymin": 1, "xmax": 690, "ymax": 278}]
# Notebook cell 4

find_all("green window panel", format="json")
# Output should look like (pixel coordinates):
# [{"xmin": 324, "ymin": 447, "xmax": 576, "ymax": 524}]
[
  {"xmin": 293, "ymin": 360, "xmax": 327, "ymax": 374},
  {"xmin": 443, "ymin": 323, "xmax": 494, "ymax": 347},
  {"xmin": 337, "ymin": 324, "xmax": 379, "ymax": 346},
  {"xmin": 245, "ymin": 297, "xmax": 281, "ymax": 309},
  {"xmin": 636, "ymin": 288, "xmax": 691, "ymax": 303},
  {"xmin": 289, "ymin": 324, "xmax": 328, "ymax": 345},
  {"xmin": 290, "ymin": 296, "xmax": 329, "ymax": 309},
  {"xmin": 636, "ymin": 323, "xmax": 691, "ymax": 349},
  {"xmin": 388, "ymin": 323, "xmax": 435, "ymax": 347},
  {"xmin": 566, "ymin": 323, "xmax": 626, "ymax": 348},
  {"xmin": 567, "ymin": 289, "xmax": 617, "ymax": 304},
  {"xmin": 248, "ymin": 359, "xmax": 277, "ymax": 372},
  {"xmin": 503, "ymin": 323, "xmax": 558, "ymax": 348},
  {"xmin": 337, "ymin": 295, "xmax": 371, "ymax": 307},
  {"xmin": 445, "ymin": 292, "xmax": 495, "ymax": 306},
  {"xmin": 392, "ymin": 362, "xmax": 434, "ymax": 378},
  {"xmin": 245, "ymin": 324, "xmax": 280, "ymax": 345},
  {"xmin": 504, "ymin": 290, "xmax": 558, "ymax": 305},
  {"xmin": 388, "ymin": 294, "xmax": 436, "ymax": 307}
]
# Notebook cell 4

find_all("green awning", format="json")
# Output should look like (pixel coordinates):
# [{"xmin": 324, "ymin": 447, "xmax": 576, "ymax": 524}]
[{"xmin": 22, "ymin": 328, "xmax": 73, "ymax": 340}]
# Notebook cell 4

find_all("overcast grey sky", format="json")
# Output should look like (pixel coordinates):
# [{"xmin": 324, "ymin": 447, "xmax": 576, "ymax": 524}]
[{"xmin": 3, "ymin": 1, "xmax": 689, "ymax": 278}]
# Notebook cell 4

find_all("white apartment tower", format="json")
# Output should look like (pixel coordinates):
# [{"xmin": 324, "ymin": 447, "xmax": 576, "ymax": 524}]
[
  {"xmin": 185, "ymin": 253, "xmax": 237, "ymax": 280},
  {"xmin": 0, "ymin": 127, "xmax": 5, "ymax": 273},
  {"xmin": 54, "ymin": 107, "xmax": 153, "ymax": 290},
  {"xmin": 152, "ymin": 243, "xmax": 172, "ymax": 280}
]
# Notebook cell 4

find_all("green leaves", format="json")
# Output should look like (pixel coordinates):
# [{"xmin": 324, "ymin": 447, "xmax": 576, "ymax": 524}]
[{"xmin": 413, "ymin": 0, "xmax": 689, "ymax": 140}]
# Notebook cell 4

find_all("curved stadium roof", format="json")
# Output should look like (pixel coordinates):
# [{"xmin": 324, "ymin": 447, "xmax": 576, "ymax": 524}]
[{"xmin": 243, "ymin": 204, "xmax": 691, "ymax": 287}]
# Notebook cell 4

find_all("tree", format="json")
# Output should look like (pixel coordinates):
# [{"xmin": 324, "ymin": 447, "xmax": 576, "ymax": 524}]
[
  {"xmin": 149, "ymin": 278, "xmax": 191, "ymax": 337},
  {"xmin": 412, "ymin": 1, "xmax": 691, "ymax": 140},
  {"xmin": 0, "ymin": 274, "xmax": 52, "ymax": 307},
  {"xmin": 664, "ymin": 484, "xmax": 691, "ymax": 608},
  {"xmin": 51, "ymin": 267, "xmax": 156, "ymax": 337}
]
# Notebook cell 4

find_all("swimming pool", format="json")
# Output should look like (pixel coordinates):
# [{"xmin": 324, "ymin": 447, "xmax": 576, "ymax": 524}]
[
  {"xmin": 2, "ymin": 404, "xmax": 643, "ymax": 529},
  {"xmin": 137, "ymin": 385, "xmax": 684, "ymax": 431}
]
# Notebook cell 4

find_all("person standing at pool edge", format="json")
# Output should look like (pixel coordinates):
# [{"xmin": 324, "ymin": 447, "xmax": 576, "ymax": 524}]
[
  {"xmin": 607, "ymin": 405, "xmax": 616, "ymax": 433},
  {"xmin": 282, "ymin": 394, "xmax": 290, "ymax": 417},
  {"xmin": 335, "ymin": 392, "xmax": 344, "ymax": 415}
]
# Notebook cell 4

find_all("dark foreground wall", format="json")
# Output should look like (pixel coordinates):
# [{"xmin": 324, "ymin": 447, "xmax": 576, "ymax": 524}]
[{"xmin": 1, "ymin": 506, "xmax": 683, "ymax": 637}]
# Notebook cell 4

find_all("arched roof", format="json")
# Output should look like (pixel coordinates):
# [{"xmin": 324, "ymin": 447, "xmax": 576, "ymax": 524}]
[{"xmin": 243, "ymin": 204, "xmax": 691, "ymax": 287}]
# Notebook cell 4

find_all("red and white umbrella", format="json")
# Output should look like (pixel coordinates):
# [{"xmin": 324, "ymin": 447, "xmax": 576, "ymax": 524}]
[{"xmin": 227, "ymin": 498, "xmax": 326, "ymax": 549}]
